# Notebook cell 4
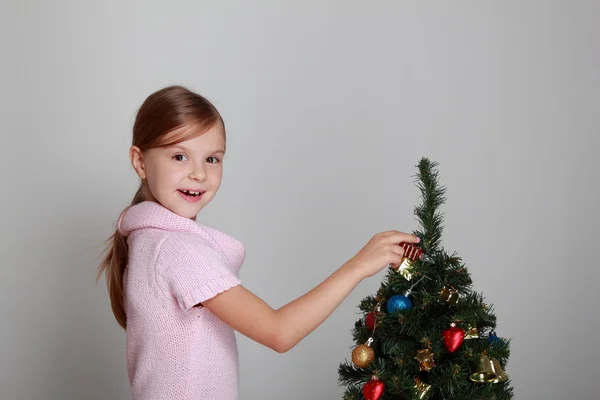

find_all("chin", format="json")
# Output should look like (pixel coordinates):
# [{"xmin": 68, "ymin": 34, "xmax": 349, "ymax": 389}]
[
  {"xmin": 178, "ymin": 204, "xmax": 204, "ymax": 219},
  {"xmin": 158, "ymin": 200, "xmax": 202, "ymax": 220}
]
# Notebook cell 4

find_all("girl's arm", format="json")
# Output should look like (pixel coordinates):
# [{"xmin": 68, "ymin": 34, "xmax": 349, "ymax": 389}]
[{"xmin": 201, "ymin": 230, "xmax": 419, "ymax": 353}]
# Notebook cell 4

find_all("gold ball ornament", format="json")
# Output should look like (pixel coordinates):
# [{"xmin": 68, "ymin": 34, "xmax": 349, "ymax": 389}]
[{"xmin": 352, "ymin": 339, "xmax": 375, "ymax": 368}]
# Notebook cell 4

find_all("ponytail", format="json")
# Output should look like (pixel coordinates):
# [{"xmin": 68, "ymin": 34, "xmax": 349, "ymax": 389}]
[{"xmin": 97, "ymin": 186, "xmax": 146, "ymax": 329}]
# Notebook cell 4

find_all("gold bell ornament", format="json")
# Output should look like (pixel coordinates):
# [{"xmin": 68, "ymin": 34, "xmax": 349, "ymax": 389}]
[
  {"xmin": 352, "ymin": 337, "xmax": 375, "ymax": 368},
  {"xmin": 490, "ymin": 357, "xmax": 509, "ymax": 383},
  {"xmin": 469, "ymin": 352, "xmax": 508, "ymax": 383}
]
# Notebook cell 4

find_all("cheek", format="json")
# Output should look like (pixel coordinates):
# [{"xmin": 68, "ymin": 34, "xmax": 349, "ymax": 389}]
[
  {"xmin": 147, "ymin": 164, "xmax": 180, "ymax": 192},
  {"xmin": 210, "ymin": 165, "xmax": 223, "ymax": 182}
]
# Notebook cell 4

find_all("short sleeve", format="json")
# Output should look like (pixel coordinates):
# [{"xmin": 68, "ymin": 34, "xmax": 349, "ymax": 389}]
[{"xmin": 156, "ymin": 233, "xmax": 241, "ymax": 310}]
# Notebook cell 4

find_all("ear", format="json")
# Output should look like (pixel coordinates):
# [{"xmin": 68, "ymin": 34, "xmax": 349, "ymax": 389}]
[{"xmin": 129, "ymin": 145, "xmax": 147, "ymax": 179}]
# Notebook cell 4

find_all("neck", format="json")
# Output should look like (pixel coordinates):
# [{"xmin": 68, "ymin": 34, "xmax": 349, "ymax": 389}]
[{"xmin": 141, "ymin": 183, "xmax": 197, "ymax": 221}]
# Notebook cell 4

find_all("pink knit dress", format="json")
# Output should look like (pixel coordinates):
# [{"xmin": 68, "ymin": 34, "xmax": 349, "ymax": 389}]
[{"xmin": 118, "ymin": 200, "xmax": 245, "ymax": 399}]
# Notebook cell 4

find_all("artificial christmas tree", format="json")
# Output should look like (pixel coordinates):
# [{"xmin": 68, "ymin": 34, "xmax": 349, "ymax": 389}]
[{"xmin": 338, "ymin": 158, "xmax": 513, "ymax": 400}]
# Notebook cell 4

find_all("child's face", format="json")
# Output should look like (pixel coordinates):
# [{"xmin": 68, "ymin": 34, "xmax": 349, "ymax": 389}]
[{"xmin": 130, "ymin": 124, "xmax": 226, "ymax": 219}]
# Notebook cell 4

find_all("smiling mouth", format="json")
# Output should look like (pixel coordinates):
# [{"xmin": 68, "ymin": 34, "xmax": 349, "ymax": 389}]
[{"xmin": 178, "ymin": 189, "xmax": 205, "ymax": 197}]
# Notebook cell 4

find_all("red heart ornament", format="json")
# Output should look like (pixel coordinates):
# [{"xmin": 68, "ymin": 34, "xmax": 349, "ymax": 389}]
[
  {"xmin": 443, "ymin": 324, "xmax": 465, "ymax": 352},
  {"xmin": 362, "ymin": 377, "xmax": 385, "ymax": 400}
]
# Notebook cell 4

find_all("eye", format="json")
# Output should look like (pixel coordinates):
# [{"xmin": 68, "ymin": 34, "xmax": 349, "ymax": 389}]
[
  {"xmin": 207, "ymin": 156, "xmax": 221, "ymax": 164},
  {"xmin": 173, "ymin": 154, "xmax": 188, "ymax": 162}
]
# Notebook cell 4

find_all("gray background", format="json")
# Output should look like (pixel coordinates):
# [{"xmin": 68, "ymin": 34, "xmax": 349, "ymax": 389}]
[{"xmin": 1, "ymin": 1, "xmax": 599, "ymax": 399}]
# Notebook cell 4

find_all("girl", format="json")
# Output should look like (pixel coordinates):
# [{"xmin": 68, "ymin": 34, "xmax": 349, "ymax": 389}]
[{"xmin": 97, "ymin": 85, "xmax": 420, "ymax": 400}]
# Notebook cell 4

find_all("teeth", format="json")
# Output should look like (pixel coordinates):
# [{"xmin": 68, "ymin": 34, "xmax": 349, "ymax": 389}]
[{"xmin": 181, "ymin": 189, "xmax": 203, "ymax": 196}]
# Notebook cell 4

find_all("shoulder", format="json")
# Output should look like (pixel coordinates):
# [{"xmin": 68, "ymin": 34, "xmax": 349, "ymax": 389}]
[
  {"xmin": 195, "ymin": 225, "xmax": 246, "ymax": 271},
  {"xmin": 156, "ymin": 232, "xmax": 226, "ymax": 269},
  {"xmin": 154, "ymin": 231, "xmax": 242, "ymax": 310}
]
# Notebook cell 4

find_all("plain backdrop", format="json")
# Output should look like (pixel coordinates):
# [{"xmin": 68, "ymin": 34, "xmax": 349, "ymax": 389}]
[{"xmin": 1, "ymin": 1, "xmax": 599, "ymax": 399}]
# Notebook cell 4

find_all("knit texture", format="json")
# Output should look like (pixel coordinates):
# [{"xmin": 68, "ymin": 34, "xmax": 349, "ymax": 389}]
[{"xmin": 118, "ymin": 201, "xmax": 245, "ymax": 400}]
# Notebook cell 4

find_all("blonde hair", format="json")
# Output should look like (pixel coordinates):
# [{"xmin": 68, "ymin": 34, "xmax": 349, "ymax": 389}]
[{"xmin": 97, "ymin": 85, "xmax": 225, "ymax": 329}]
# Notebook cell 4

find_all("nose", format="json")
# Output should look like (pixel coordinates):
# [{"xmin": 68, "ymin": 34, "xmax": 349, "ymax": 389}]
[{"xmin": 188, "ymin": 162, "xmax": 207, "ymax": 182}]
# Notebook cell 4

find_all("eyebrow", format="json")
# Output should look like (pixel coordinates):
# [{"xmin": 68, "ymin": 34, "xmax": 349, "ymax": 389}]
[{"xmin": 170, "ymin": 145, "xmax": 225, "ymax": 154}]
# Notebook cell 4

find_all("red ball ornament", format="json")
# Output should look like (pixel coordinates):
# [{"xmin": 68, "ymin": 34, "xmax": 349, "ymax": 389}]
[
  {"xmin": 362, "ymin": 376, "xmax": 385, "ymax": 400},
  {"xmin": 443, "ymin": 323, "xmax": 465, "ymax": 352},
  {"xmin": 365, "ymin": 311, "xmax": 376, "ymax": 330}
]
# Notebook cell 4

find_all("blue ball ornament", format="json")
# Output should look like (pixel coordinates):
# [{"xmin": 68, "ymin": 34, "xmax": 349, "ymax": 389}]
[
  {"xmin": 488, "ymin": 331, "xmax": 505, "ymax": 346},
  {"xmin": 387, "ymin": 294, "xmax": 413, "ymax": 313}
]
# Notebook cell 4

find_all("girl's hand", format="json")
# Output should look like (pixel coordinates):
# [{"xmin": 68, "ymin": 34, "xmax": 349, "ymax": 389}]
[{"xmin": 346, "ymin": 230, "xmax": 420, "ymax": 278}]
